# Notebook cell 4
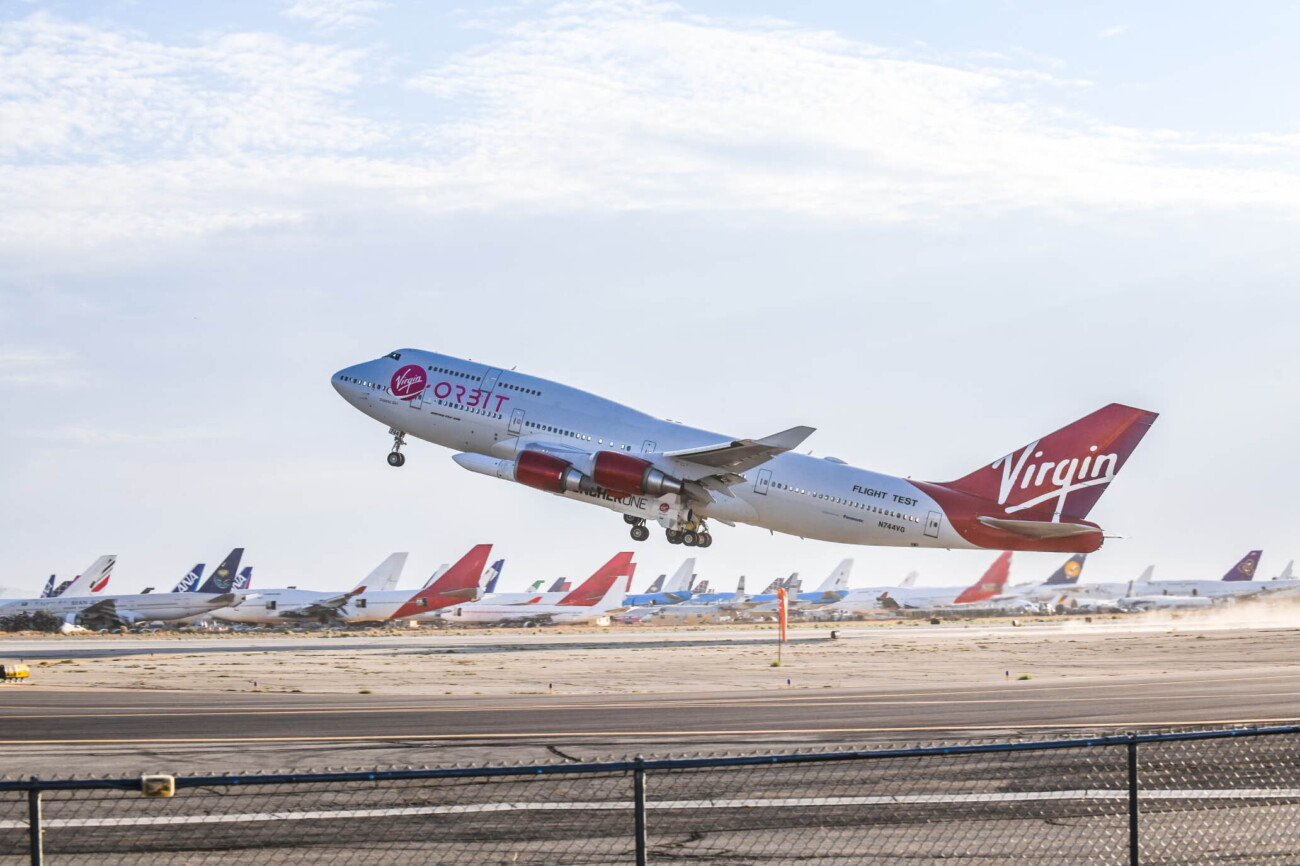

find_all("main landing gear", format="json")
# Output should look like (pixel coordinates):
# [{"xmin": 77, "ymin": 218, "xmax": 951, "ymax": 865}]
[
  {"xmin": 624, "ymin": 514, "xmax": 651, "ymax": 542},
  {"xmin": 387, "ymin": 428, "xmax": 407, "ymax": 467},
  {"xmin": 624, "ymin": 513, "xmax": 712, "ymax": 547},
  {"xmin": 666, "ymin": 526, "xmax": 713, "ymax": 548}
]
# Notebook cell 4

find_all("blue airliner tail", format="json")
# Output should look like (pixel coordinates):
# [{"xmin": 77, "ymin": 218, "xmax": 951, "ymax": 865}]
[
  {"xmin": 172, "ymin": 564, "xmax": 206, "ymax": 593},
  {"xmin": 197, "ymin": 549, "xmax": 244, "ymax": 593}
]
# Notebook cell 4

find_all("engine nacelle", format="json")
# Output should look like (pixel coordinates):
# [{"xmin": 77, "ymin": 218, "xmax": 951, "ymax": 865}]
[
  {"xmin": 515, "ymin": 450, "xmax": 597, "ymax": 495},
  {"xmin": 592, "ymin": 451, "xmax": 684, "ymax": 497}
]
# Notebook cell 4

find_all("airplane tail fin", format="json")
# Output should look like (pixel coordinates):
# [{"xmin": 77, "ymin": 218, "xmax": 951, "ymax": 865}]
[
  {"xmin": 482, "ymin": 560, "xmax": 505, "ymax": 595},
  {"xmin": 953, "ymin": 552, "xmax": 1013, "ymax": 604},
  {"xmin": 935, "ymin": 404, "xmax": 1158, "ymax": 521},
  {"xmin": 692, "ymin": 579, "xmax": 711, "ymax": 595},
  {"xmin": 392, "ymin": 545, "xmax": 492, "ymax": 618},
  {"xmin": 1222, "ymin": 550, "xmax": 1262, "ymax": 581},
  {"xmin": 172, "ymin": 564, "xmax": 205, "ymax": 592},
  {"xmin": 528, "ymin": 579, "xmax": 545, "ymax": 591},
  {"xmin": 1135, "ymin": 565, "xmax": 1154, "ymax": 585},
  {"xmin": 234, "ymin": 567, "xmax": 253, "ymax": 591},
  {"xmin": 40, "ymin": 575, "xmax": 56, "ymax": 598},
  {"xmin": 548, "ymin": 577, "xmax": 570, "ymax": 593},
  {"xmin": 197, "ymin": 549, "xmax": 243, "ymax": 593},
  {"xmin": 664, "ymin": 559, "xmax": 695, "ymax": 593},
  {"xmin": 354, "ymin": 553, "xmax": 408, "ymax": 594},
  {"xmin": 1043, "ymin": 554, "xmax": 1087, "ymax": 586},
  {"xmin": 557, "ymin": 553, "xmax": 637, "ymax": 607},
  {"xmin": 815, "ymin": 559, "xmax": 853, "ymax": 593},
  {"xmin": 1277, "ymin": 560, "xmax": 1295, "ymax": 582},
  {"xmin": 60, "ymin": 555, "xmax": 116, "ymax": 597},
  {"xmin": 643, "ymin": 572, "xmax": 666, "ymax": 594},
  {"xmin": 899, "ymin": 571, "xmax": 918, "ymax": 588},
  {"xmin": 783, "ymin": 573, "xmax": 801, "ymax": 593}
]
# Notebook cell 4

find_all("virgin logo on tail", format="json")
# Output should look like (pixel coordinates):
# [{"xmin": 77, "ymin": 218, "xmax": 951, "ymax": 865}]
[
  {"xmin": 993, "ymin": 440, "xmax": 1119, "ymax": 520},
  {"xmin": 938, "ymin": 403, "xmax": 1159, "ymax": 523}
]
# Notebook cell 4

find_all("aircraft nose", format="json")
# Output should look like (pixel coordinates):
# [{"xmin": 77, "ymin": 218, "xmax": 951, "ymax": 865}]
[{"xmin": 332, "ymin": 364, "xmax": 368, "ymax": 403}]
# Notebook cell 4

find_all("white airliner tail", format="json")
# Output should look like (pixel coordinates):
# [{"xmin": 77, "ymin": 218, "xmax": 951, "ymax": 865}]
[
  {"xmin": 664, "ymin": 559, "xmax": 695, "ymax": 593},
  {"xmin": 353, "ymin": 553, "xmax": 408, "ymax": 594},
  {"xmin": 900, "ymin": 571, "xmax": 918, "ymax": 588},
  {"xmin": 815, "ymin": 559, "xmax": 853, "ymax": 593},
  {"xmin": 59, "ymin": 555, "xmax": 116, "ymax": 597}
]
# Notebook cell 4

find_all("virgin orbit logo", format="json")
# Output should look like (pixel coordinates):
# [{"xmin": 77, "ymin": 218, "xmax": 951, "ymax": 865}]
[{"xmin": 390, "ymin": 365, "xmax": 428, "ymax": 400}]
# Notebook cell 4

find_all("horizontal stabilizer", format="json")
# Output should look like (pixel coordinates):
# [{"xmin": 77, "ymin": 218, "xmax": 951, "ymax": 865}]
[{"xmin": 977, "ymin": 517, "xmax": 1102, "ymax": 540}]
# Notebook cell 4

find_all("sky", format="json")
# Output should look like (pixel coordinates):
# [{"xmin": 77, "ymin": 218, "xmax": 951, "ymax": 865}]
[{"xmin": 1, "ymin": 0, "xmax": 1298, "ymax": 596}]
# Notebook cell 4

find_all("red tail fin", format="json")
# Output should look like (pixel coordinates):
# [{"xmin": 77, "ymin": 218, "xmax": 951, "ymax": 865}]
[
  {"xmin": 940, "ymin": 403, "xmax": 1158, "ymax": 521},
  {"xmin": 953, "ymin": 551, "xmax": 1012, "ymax": 604},
  {"xmin": 391, "ymin": 544, "xmax": 492, "ymax": 619},
  {"xmin": 557, "ymin": 553, "xmax": 636, "ymax": 607}
]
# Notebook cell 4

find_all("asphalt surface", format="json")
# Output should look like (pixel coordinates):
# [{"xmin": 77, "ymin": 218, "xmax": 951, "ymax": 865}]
[{"xmin": 4, "ymin": 669, "xmax": 1299, "ymax": 746}]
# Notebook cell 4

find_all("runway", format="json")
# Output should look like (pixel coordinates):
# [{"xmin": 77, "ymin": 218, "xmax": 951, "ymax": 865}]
[{"xmin": 4, "ymin": 669, "xmax": 1299, "ymax": 746}]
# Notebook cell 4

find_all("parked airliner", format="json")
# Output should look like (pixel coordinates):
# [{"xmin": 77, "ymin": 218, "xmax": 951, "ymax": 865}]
[{"xmin": 333, "ymin": 351, "xmax": 1157, "ymax": 550}]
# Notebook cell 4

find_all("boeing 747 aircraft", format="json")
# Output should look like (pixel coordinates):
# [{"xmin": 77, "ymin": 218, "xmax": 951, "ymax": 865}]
[{"xmin": 333, "ymin": 351, "xmax": 1157, "ymax": 551}]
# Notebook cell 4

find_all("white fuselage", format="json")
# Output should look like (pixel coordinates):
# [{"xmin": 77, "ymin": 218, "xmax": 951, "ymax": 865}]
[
  {"xmin": 211, "ymin": 589, "xmax": 344, "ymax": 624},
  {"xmin": 0, "ymin": 593, "xmax": 237, "ymax": 623},
  {"xmin": 834, "ymin": 586, "xmax": 970, "ymax": 611},
  {"xmin": 433, "ymin": 601, "xmax": 612, "ymax": 625},
  {"xmin": 333, "ymin": 351, "xmax": 965, "ymax": 549},
  {"xmin": 335, "ymin": 590, "xmax": 424, "ymax": 623}
]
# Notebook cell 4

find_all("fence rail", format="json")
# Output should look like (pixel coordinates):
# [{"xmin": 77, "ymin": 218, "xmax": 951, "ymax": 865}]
[{"xmin": 4, "ymin": 725, "xmax": 1300, "ymax": 864}]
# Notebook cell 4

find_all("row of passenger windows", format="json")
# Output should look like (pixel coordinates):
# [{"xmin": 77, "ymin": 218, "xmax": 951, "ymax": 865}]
[
  {"xmin": 339, "ymin": 375, "xmax": 383, "ymax": 390},
  {"xmin": 428, "ymin": 398, "xmax": 502, "ymax": 420},
  {"xmin": 501, "ymin": 382, "xmax": 541, "ymax": 396},
  {"xmin": 428, "ymin": 365, "xmax": 481, "ymax": 383},
  {"xmin": 773, "ymin": 482, "xmax": 920, "ymax": 524},
  {"xmin": 523, "ymin": 420, "xmax": 632, "ymax": 450}
]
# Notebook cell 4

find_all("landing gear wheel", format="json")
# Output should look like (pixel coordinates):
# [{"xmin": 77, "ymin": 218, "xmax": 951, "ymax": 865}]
[
  {"xmin": 681, "ymin": 531, "xmax": 699, "ymax": 547},
  {"xmin": 666, "ymin": 529, "xmax": 683, "ymax": 545},
  {"xmin": 387, "ymin": 428, "xmax": 408, "ymax": 467},
  {"xmin": 696, "ymin": 533, "xmax": 713, "ymax": 548},
  {"xmin": 624, "ymin": 514, "xmax": 641, "ymax": 526},
  {"xmin": 630, "ymin": 524, "xmax": 650, "ymax": 542}
]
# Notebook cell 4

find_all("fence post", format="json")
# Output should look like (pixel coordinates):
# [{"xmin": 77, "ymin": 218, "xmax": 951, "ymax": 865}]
[
  {"xmin": 1127, "ymin": 739, "xmax": 1139, "ymax": 866},
  {"xmin": 27, "ymin": 778, "xmax": 43, "ymax": 866},
  {"xmin": 633, "ymin": 757, "xmax": 648, "ymax": 866}
]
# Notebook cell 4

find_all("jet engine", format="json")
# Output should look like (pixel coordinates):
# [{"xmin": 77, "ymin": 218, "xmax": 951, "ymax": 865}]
[
  {"xmin": 514, "ymin": 450, "xmax": 598, "ymax": 495},
  {"xmin": 592, "ymin": 451, "xmax": 684, "ymax": 497}
]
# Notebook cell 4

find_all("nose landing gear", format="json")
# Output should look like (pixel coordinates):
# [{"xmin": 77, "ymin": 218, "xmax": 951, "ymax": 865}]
[{"xmin": 387, "ymin": 428, "xmax": 407, "ymax": 467}]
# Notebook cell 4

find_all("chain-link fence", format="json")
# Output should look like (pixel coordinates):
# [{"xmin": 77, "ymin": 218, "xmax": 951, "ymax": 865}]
[{"xmin": 3, "ymin": 726, "xmax": 1300, "ymax": 864}]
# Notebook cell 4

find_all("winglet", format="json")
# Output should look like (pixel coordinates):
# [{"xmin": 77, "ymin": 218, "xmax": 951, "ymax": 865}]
[{"xmin": 758, "ymin": 425, "xmax": 816, "ymax": 451}]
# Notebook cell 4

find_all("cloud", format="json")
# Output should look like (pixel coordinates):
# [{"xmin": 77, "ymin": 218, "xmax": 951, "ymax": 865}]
[
  {"xmin": 1099, "ymin": 25, "xmax": 1127, "ymax": 38},
  {"xmin": 31, "ymin": 425, "xmax": 238, "ymax": 445},
  {"xmin": 1, "ymin": 2, "xmax": 1298, "ymax": 264},
  {"xmin": 0, "ymin": 347, "xmax": 79, "ymax": 386},
  {"xmin": 282, "ymin": 0, "xmax": 389, "ymax": 32}
]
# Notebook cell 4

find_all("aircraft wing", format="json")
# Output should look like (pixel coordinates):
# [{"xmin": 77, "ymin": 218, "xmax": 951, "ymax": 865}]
[
  {"xmin": 664, "ymin": 426, "xmax": 815, "ymax": 475},
  {"xmin": 279, "ymin": 591, "xmax": 362, "ymax": 625},
  {"xmin": 76, "ymin": 597, "xmax": 118, "ymax": 623}
]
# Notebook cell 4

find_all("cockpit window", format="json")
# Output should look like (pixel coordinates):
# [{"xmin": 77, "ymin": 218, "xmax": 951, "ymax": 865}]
[{"xmin": 387, "ymin": 352, "xmax": 402, "ymax": 360}]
